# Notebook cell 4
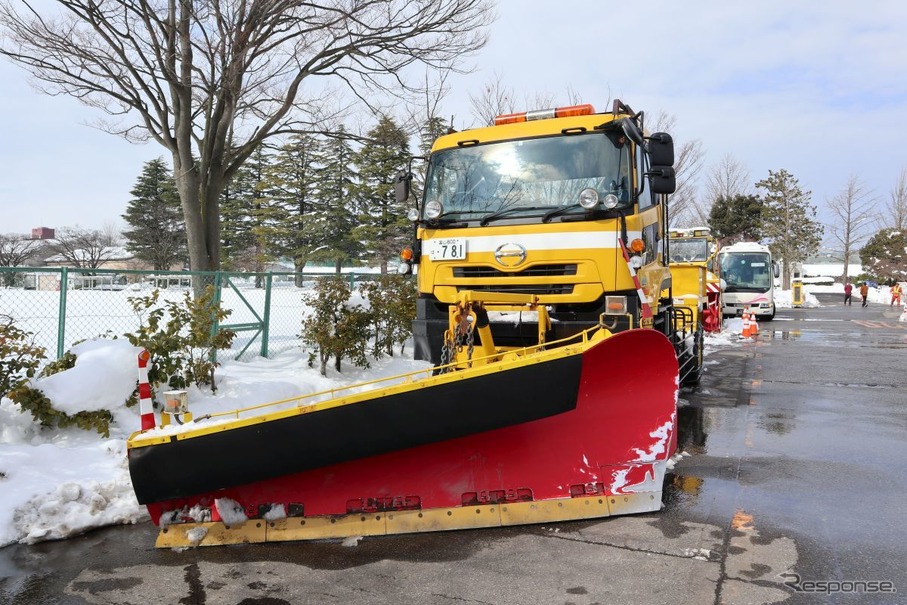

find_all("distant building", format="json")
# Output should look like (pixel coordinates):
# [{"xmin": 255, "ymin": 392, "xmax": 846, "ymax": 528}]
[
  {"xmin": 31, "ymin": 227, "xmax": 55, "ymax": 240},
  {"xmin": 44, "ymin": 246, "xmax": 142, "ymax": 270}
]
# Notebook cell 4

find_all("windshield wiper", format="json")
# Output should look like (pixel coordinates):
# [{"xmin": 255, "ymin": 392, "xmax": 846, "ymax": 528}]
[
  {"xmin": 542, "ymin": 204, "xmax": 584, "ymax": 223},
  {"xmin": 424, "ymin": 210, "xmax": 482, "ymax": 228},
  {"xmin": 479, "ymin": 206, "xmax": 550, "ymax": 226}
]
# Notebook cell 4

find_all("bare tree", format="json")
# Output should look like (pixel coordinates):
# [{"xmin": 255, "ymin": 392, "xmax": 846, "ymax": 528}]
[
  {"xmin": 704, "ymin": 154, "xmax": 751, "ymax": 205},
  {"xmin": 648, "ymin": 112, "xmax": 705, "ymax": 226},
  {"xmin": 825, "ymin": 174, "xmax": 876, "ymax": 282},
  {"xmin": 0, "ymin": 233, "xmax": 43, "ymax": 267},
  {"xmin": 401, "ymin": 67, "xmax": 453, "ymax": 144},
  {"xmin": 468, "ymin": 77, "xmax": 590, "ymax": 129},
  {"xmin": 883, "ymin": 167, "xmax": 907, "ymax": 231},
  {"xmin": 468, "ymin": 73, "xmax": 516, "ymax": 126},
  {"xmin": 0, "ymin": 0, "xmax": 492, "ymax": 273},
  {"xmin": 47, "ymin": 226, "xmax": 122, "ymax": 269}
]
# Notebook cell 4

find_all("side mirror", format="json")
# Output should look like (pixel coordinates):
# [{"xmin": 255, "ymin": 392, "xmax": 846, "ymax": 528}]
[
  {"xmin": 649, "ymin": 165, "xmax": 676, "ymax": 195},
  {"xmin": 646, "ymin": 132, "xmax": 675, "ymax": 194},
  {"xmin": 394, "ymin": 172, "xmax": 412, "ymax": 204},
  {"xmin": 647, "ymin": 132, "xmax": 674, "ymax": 166}
]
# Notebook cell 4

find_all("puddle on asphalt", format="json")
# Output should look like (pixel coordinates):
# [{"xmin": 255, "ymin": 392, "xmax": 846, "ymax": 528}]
[{"xmin": 762, "ymin": 330, "xmax": 830, "ymax": 342}]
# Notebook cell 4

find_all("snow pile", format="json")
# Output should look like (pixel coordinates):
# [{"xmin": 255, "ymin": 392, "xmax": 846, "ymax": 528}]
[
  {"xmin": 37, "ymin": 338, "xmax": 143, "ymax": 415},
  {"xmin": 0, "ymin": 335, "xmax": 430, "ymax": 547}
]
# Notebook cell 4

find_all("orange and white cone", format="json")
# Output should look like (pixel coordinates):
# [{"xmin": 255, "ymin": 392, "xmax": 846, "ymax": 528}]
[
  {"xmin": 751, "ymin": 312, "xmax": 759, "ymax": 336},
  {"xmin": 742, "ymin": 310, "xmax": 752, "ymax": 338}
]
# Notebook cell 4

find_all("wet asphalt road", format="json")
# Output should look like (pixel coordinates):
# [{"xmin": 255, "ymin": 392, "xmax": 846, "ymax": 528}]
[{"xmin": 1, "ymin": 295, "xmax": 906, "ymax": 605}]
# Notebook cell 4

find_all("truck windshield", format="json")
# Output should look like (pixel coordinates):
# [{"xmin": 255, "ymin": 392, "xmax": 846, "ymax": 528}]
[
  {"xmin": 422, "ymin": 133, "xmax": 630, "ymax": 220},
  {"xmin": 720, "ymin": 252, "xmax": 772, "ymax": 292},
  {"xmin": 671, "ymin": 238, "xmax": 710, "ymax": 262}
]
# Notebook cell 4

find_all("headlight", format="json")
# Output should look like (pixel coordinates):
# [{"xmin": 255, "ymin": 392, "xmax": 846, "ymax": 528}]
[
  {"xmin": 407, "ymin": 208, "xmax": 419, "ymax": 222},
  {"xmin": 602, "ymin": 193, "xmax": 620, "ymax": 209},
  {"xmin": 578, "ymin": 188, "xmax": 599, "ymax": 209},
  {"xmin": 424, "ymin": 200, "xmax": 443, "ymax": 219}
]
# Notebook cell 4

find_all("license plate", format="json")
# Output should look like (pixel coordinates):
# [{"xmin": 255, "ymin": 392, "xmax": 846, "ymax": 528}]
[{"xmin": 426, "ymin": 238, "xmax": 466, "ymax": 261}]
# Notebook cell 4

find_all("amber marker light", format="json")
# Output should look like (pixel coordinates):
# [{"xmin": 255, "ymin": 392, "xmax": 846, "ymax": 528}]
[
  {"xmin": 605, "ymin": 296, "xmax": 628, "ymax": 314},
  {"xmin": 493, "ymin": 104, "xmax": 595, "ymax": 126},
  {"xmin": 400, "ymin": 247, "xmax": 414, "ymax": 261},
  {"xmin": 629, "ymin": 238, "xmax": 646, "ymax": 253}
]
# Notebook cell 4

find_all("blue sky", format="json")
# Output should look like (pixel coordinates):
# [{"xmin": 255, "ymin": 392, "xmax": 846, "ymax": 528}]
[{"xmin": 2, "ymin": 0, "xmax": 906, "ymax": 236}]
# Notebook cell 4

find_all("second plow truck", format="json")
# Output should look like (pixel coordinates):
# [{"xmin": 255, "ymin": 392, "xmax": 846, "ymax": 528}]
[
  {"xmin": 126, "ymin": 100, "xmax": 683, "ymax": 548},
  {"xmin": 667, "ymin": 227, "xmax": 722, "ymax": 333}
]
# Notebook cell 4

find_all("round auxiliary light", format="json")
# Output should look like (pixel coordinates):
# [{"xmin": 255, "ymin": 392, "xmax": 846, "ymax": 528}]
[
  {"xmin": 602, "ymin": 193, "xmax": 620, "ymax": 209},
  {"xmin": 424, "ymin": 200, "xmax": 443, "ymax": 219},
  {"xmin": 407, "ymin": 208, "xmax": 419, "ymax": 222},
  {"xmin": 578, "ymin": 188, "xmax": 599, "ymax": 209}
]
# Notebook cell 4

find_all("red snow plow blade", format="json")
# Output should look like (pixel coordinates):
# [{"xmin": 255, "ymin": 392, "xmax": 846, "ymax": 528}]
[{"xmin": 128, "ymin": 328, "xmax": 678, "ymax": 548}]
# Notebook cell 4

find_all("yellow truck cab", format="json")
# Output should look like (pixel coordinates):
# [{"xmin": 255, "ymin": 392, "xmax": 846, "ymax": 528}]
[{"xmin": 395, "ymin": 100, "xmax": 701, "ymax": 384}]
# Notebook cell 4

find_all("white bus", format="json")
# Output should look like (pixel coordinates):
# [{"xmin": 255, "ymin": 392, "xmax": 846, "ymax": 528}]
[{"xmin": 719, "ymin": 242, "xmax": 779, "ymax": 320}]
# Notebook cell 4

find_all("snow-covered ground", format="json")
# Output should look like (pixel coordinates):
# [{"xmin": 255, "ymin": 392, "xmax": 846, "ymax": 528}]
[{"xmin": 1, "ymin": 283, "xmax": 904, "ymax": 548}]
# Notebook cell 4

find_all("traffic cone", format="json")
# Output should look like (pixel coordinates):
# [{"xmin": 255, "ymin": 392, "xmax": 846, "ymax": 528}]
[
  {"xmin": 742, "ymin": 310, "xmax": 752, "ymax": 338},
  {"xmin": 750, "ymin": 312, "xmax": 759, "ymax": 336}
]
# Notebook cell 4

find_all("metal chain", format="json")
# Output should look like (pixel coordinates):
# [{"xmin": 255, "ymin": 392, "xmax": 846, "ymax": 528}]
[
  {"xmin": 465, "ymin": 321, "xmax": 475, "ymax": 366},
  {"xmin": 438, "ymin": 331, "xmax": 454, "ymax": 374},
  {"xmin": 437, "ymin": 303, "xmax": 478, "ymax": 373}
]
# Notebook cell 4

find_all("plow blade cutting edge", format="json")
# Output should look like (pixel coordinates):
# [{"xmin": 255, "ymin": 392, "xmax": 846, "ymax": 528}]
[{"xmin": 129, "ymin": 328, "xmax": 679, "ymax": 548}]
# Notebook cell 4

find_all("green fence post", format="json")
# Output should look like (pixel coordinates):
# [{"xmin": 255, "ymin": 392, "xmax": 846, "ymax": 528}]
[
  {"xmin": 211, "ymin": 271, "xmax": 223, "ymax": 364},
  {"xmin": 261, "ymin": 272, "xmax": 272, "ymax": 358},
  {"xmin": 57, "ymin": 267, "xmax": 67, "ymax": 359}
]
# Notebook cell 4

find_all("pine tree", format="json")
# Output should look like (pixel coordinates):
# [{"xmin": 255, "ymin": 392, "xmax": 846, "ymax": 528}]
[
  {"xmin": 309, "ymin": 129, "xmax": 362, "ymax": 273},
  {"xmin": 707, "ymin": 194, "xmax": 764, "ymax": 244},
  {"xmin": 756, "ymin": 169, "xmax": 823, "ymax": 288},
  {"xmin": 258, "ymin": 135, "xmax": 320, "ymax": 285},
  {"xmin": 121, "ymin": 158, "xmax": 187, "ymax": 270},
  {"xmin": 859, "ymin": 228, "xmax": 907, "ymax": 283},
  {"xmin": 418, "ymin": 116, "xmax": 448, "ymax": 156},
  {"xmin": 221, "ymin": 146, "xmax": 273, "ymax": 276},
  {"xmin": 354, "ymin": 116, "xmax": 411, "ymax": 274},
  {"xmin": 411, "ymin": 115, "xmax": 449, "ymax": 203},
  {"xmin": 220, "ymin": 167, "xmax": 256, "ymax": 272}
]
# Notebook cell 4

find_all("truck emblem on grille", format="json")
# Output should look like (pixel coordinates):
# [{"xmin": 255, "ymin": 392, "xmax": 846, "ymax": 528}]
[{"xmin": 494, "ymin": 243, "xmax": 527, "ymax": 267}]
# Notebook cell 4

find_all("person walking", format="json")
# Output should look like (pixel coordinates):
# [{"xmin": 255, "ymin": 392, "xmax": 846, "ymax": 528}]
[
  {"xmin": 843, "ymin": 282, "xmax": 853, "ymax": 305},
  {"xmin": 860, "ymin": 282, "xmax": 869, "ymax": 307},
  {"xmin": 890, "ymin": 282, "xmax": 902, "ymax": 306}
]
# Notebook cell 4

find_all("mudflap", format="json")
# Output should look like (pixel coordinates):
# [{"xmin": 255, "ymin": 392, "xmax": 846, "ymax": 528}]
[{"xmin": 150, "ymin": 329, "xmax": 679, "ymax": 548}]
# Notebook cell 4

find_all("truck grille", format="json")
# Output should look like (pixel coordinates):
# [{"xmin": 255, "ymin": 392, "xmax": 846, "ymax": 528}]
[
  {"xmin": 456, "ymin": 284, "xmax": 575, "ymax": 295},
  {"xmin": 452, "ymin": 264, "xmax": 578, "ymax": 278}
]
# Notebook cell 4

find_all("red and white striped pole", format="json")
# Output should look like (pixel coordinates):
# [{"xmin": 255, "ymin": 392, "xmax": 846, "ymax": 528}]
[
  {"xmin": 137, "ymin": 350, "xmax": 156, "ymax": 431},
  {"xmin": 618, "ymin": 238, "xmax": 654, "ymax": 323}
]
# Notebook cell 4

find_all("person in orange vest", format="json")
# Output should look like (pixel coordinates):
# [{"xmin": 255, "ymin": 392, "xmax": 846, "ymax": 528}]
[
  {"xmin": 891, "ymin": 282, "xmax": 903, "ymax": 306},
  {"xmin": 843, "ymin": 282, "xmax": 853, "ymax": 306},
  {"xmin": 860, "ymin": 282, "xmax": 869, "ymax": 307}
]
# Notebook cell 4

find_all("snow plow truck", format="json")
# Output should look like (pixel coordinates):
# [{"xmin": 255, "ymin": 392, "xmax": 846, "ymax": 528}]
[
  {"xmin": 667, "ymin": 228, "xmax": 723, "ymax": 330},
  {"xmin": 126, "ymin": 100, "xmax": 692, "ymax": 548}
]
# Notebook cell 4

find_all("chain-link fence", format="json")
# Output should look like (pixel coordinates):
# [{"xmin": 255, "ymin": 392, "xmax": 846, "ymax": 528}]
[{"xmin": 0, "ymin": 266, "xmax": 380, "ymax": 362}]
